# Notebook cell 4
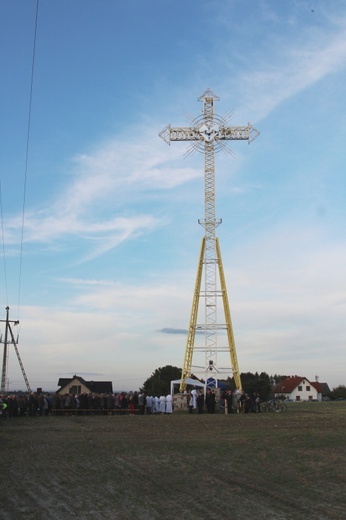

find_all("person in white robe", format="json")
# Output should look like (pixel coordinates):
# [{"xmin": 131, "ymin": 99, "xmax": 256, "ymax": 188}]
[
  {"xmin": 191, "ymin": 388, "xmax": 198, "ymax": 410},
  {"xmin": 232, "ymin": 388, "xmax": 242, "ymax": 413},
  {"xmin": 165, "ymin": 394, "xmax": 173, "ymax": 413},
  {"xmin": 159, "ymin": 395, "xmax": 166, "ymax": 414},
  {"xmin": 153, "ymin": 395, "xmax": 159, "ymax": 414}
]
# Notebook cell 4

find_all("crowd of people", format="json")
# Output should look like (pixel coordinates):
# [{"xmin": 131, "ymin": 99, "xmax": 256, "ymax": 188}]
[
  {"xmin": 0, "ymin": 388, "xmax": 261, "ymax": 418},
  {"xmin": 187, "ymin": 388, "xmax": 262, "ymax": 414},
  {"xmin": 0, "ymin": 391, "xmax": 173, "ymax": 418},
  {"xmin": 221, "ymin": 389, "xmax": 262, "ymax": 414}
]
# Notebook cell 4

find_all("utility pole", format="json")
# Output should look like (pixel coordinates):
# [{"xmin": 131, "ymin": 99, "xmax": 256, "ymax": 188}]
[
  {"xmin": 0, "ymin": 306, "xmax": 31, "ymax": 393},
  {"xmin": 159, "ymin": 88, "xmax": 259, "ymax": 391}
]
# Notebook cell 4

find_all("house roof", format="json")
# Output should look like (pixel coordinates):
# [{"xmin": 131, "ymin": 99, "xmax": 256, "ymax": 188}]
[
  {"xmin": 273, "ymin": 376, "xmax": 330, "ymax": 395},
  {"xmin": 57, "ymin": 375, "xmax": 113, "ymax": 394},
  {"xmin": 86, "ymin": 381, "xmax": 113, "ymax": 393},
  {"xmin": 311, "ymin": 381, "xmax": 330, "ymax": 395},
  {"xmin": 273, "ymin": 376, "xmax": 306, "ymax": 394}
]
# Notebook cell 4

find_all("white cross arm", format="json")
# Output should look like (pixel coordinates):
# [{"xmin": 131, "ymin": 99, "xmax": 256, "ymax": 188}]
[
  {"xmin": 159, "ymin": 125, "xmax": 198, "ymax": 145},
  {"xmin": 159, "ymin": 123, "xmax": 259, "ymax": 145}
]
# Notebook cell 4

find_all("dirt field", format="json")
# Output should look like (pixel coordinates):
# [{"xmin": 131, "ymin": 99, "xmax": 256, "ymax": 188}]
[{"xmin": 1, "ymin": 401, "xmax": 345, "ymax": 519}]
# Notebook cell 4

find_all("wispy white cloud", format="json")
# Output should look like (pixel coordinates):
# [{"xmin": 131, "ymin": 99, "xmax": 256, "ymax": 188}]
[
  {"xmin": 234, "ymin": 17, "xmax": 346, "ymax": 121},
  {"xmin": 72, "ymin": 128, "xmax": 200, "ymax": 191},
  {"xmin": 3, "ymin": 127, "xmax": 201, "ymax": 261}
]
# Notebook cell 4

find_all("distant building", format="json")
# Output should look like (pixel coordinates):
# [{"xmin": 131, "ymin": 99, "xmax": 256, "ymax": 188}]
[
  {"xmin": 57, "ymin": 375, "xmax": 113, "ymax": 395},
  {"xmin": 273, "ymin": 376, "xmax": 330, "ymax": 402}
]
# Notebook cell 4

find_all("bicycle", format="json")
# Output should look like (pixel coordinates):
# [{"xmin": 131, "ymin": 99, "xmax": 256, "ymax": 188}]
[{"xmin": 260, "ymin": 400, "xmax": 288, "ymax": 413}]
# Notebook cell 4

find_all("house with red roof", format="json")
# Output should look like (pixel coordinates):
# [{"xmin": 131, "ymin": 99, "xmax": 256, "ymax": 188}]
[{"xmin": 273, "ymin": 376, "xmax": 330, "ymax": 402}]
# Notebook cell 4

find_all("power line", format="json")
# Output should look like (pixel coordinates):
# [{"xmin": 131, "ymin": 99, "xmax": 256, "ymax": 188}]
[
  {"xmin": 0, "ymin": 180, "xmax": 9, "ymax": 305},
  {"xmin": 0, "ymin": 1, "xmax": 40, "ymax": 394},
  {"xmin": 17, "ymin": 0, "xmax": 40, "ymax": 320}
]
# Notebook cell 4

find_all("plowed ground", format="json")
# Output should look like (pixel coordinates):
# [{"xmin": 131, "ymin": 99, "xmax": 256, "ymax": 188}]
[{"xmin": 1, "ymin": 402, "xmax": 345, "ymax": 519}]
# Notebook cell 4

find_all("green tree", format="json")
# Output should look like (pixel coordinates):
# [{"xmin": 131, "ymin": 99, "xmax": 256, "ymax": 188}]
[
  {"xmin": 271, "ymin": 374, "xmax": 289, "ymax": 385},
  {"xmin": 140, "ymin": 365, "xmax": 182, "ymax": 396},
  {"xmin": 329, "ymin": 385, "xmax": 346, "ymax": 400},
  {"xmin": 228, "ymin": 372, "xmax": 272, "ymax": 400}
]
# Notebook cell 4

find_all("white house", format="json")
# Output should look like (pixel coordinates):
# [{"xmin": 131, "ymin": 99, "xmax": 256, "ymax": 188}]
[{"xmin": 273, "ymin": 376, "xmax": 329, "ymax": 402}]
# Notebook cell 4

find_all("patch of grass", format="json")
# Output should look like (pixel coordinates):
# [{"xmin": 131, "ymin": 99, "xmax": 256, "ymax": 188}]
[{"xmin": 1, "ymin": 402, "xmax": 345, "ymax": 519}]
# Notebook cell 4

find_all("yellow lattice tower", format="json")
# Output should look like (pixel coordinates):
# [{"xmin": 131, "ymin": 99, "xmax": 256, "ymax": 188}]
[{"xmin": 159, "ymin": 89, "xmax": 259, "ymax": 391}]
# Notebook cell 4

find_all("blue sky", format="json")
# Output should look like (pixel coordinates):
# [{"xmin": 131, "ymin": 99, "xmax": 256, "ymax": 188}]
[{"xmin": 0, "ymin": 0, "xmax": 345, "ymax": 392}]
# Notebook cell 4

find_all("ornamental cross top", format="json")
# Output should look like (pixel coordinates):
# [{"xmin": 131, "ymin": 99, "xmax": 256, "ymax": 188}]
[{"xmin": 159, "ymin": 88, "xmax": 259, "ymax": 155}]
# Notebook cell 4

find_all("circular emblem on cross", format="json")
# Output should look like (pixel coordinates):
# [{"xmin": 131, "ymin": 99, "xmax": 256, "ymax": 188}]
[{"xmin": 198, "ymin": 122, "xmax": 220, "ymax": 142}]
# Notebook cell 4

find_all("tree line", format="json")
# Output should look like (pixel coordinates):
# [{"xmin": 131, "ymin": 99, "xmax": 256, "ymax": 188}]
[
  {"xmin": 140, "ymin": 365, "xmax": 346, "ymax": 401},
  {"xmin": 141, "ymin": 365, "xmax": 285, "ymax": 401}
]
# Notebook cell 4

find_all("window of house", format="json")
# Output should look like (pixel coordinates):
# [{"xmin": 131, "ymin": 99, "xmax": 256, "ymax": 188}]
[
  {"xmin": 69, "ymin": 385, "xmax": 81, "ymax": 394},
  {"xmin": 298, "ymin": 386, "xmax": 302, "ymax": 391},
  {"xmin": 306, "ymin": 386, "xmax": 310, "ymax": 391}
]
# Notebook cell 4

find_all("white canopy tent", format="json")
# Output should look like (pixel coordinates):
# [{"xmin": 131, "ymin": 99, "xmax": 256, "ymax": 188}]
[{"xmin": 170, "ymin": 378, "xmax": 206, "ymax": 396}]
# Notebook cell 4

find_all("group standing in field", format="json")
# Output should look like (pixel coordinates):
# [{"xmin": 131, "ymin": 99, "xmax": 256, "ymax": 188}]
[
  {"xmin": 0, "ymin": 387, "xmax": 262, "ymax": 418},
  {"xmin": 186, "ymin": 387, "xmax": 262, "ymax": 414},
  {"xmin": 0, "ymin": 390, "xmax": 175, "ymax": 418}
]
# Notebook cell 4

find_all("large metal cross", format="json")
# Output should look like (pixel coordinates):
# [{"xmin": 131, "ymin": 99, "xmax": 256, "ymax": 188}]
[{"xmin": 159, "ymin": 88, "xmax": 259, "ymax": 390}]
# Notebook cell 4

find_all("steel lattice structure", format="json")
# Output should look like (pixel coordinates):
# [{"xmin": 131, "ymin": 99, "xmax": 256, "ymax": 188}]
[
  {"xmin": 159, "ymin": 89, "xmax": 259, "ymax": 391},
  {"xmin": 1, "ymin": 306, "xmax": 31, "ymax": 393}
]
